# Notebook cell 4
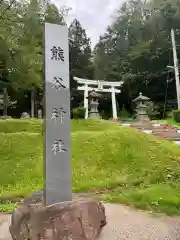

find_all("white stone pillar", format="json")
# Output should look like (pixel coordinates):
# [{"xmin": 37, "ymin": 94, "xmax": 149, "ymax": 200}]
[
  {"xmin": 84, "ymin": 83, "xmax": 89, "ymax": 119},
  {"xmin": 111, "ymin": 86, "xmax": 117, "ymax": 120}
]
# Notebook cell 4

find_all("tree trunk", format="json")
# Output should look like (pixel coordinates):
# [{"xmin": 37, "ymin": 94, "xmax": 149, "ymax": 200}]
[
  {"xmin": 31, "ymin": 89, "xmax": 35, "ymax": 118},
  {"xmin": 3, "ymin": 87, "xmax": 8, "ymax": 117}
]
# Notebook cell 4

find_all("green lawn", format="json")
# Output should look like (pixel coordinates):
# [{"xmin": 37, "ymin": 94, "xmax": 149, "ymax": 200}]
[{"xmin": 1, "ymin": 119, "xmax": 180, "ymax": 215}]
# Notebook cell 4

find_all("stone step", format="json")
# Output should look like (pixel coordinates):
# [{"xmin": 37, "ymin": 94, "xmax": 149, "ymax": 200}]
[
  {"xmin": 131, "ymin": 122, "xmax": 153, "ymax": 130},
  {"xmin": 135, "ymin": 126, "xmax": 153, "ymax": 130},
  {"xmin": 152, "ymin": 129, "xmax": 177, "ymax": 134},
  {"xmin": 166, "ymin": 137, "xmax": 180, "ymax": 141},
  {"xmin": 136, "ymin": 126, "xmax": 175, "ymax": 131},
  {"xmin": 152, "ymin": 128, "xmax": 177, "ymax": 134},
  {"xmin": 153, "ymin": 131, "xmax": 178, "ymax": 136},
  {"xmin": 152, "ymin": 126, "xmax": 176, "ymax": 129},
  {"xmin": 130, "ymin": 121, "xmax": 180, "ymax": 143},
  {"xmin": 152, "ymin": 132, "xmax": 180, "ymax": 141},
  {"xmin": 131, "ymin": 122, "xmax": 176, "ymax": 131}
]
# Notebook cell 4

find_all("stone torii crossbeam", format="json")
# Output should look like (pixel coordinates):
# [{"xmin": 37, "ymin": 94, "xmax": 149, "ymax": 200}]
[{"xmin": 73, "ymin": 77, "xmax": 123, "ymax": 120}]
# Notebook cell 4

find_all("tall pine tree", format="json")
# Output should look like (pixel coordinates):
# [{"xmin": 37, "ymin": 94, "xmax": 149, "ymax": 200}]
[{"xmin": 69, "ymin": 19, "xmax": 93, "ymax": 108}]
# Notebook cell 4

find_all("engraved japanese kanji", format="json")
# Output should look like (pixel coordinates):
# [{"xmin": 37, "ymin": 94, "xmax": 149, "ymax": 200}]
[
  {"xmin": 51, "ymin": 46, "xmax": 64, "ymax": 61},
  {"xmin": 52, "ymin": 140, "xmax": 67, "ymax": 155},
  {"xmin": 51, "ymin": 107, "xmax": 66, "ymax": 124},
  {"xmin": 52, "ymin": 77, "xmax": 66, "ymax": 91}
]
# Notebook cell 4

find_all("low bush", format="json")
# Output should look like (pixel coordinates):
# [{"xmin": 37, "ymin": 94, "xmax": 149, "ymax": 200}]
[
  {"xmin": 72, "ymin": 107, "xmax": 86, "ymax": 119},
  {"xmin": 119, "ymin": 108, "xmax": 131, "ymax": 120},
  {"xmin": 146, "ymin": 101, "xmax": 160, "ymax": 120},
  {"xmin": 173, "ymin": 110, "xmax": 180, "ymax": 123}
]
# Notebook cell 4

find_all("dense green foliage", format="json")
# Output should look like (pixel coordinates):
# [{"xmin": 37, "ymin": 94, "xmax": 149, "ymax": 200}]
[
  {"xmin": 172, "ymin": 110, "xmax": 180, "ymax": 122},
  {"xmin": 93, "ymin": 0, "xmax": 180, "ymax": 115},
  {"xmin": 72, "ymin": 107, "xmax": 86, "ymax": 119},
  {"xmin": 1, "ymin": 119, "xmax": 180, "ymax": 215},
  {"xmin": 0, "ymin": 0, "xmax": 180, "ymax": 118},
  {"xmin": 0, "ymin": 0, "xmax": 92, "ymax": 117}
]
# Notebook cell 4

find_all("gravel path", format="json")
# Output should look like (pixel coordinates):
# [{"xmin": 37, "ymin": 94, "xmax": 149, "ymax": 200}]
[
  {"xmin": 99, "ymin": 204, "xmax": 180, "ymax": 240},
  {"xmin": 1, "ymin": 203, "xmax": 180, "ymax": 240},
  {"xmin": 0, "ymin": 213, "xmax": 11, "ymax": 240}
]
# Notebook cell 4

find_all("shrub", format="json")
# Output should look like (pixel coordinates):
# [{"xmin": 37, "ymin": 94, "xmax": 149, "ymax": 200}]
[
  {"xmin": 119, "ymin": 108, "xmax": 131, "ymax": 120},
  {"xmin": 173, "ymin": 110, "xmax": 180, "ymax": 122},
  {"xmin": 100, "ymin": 110, "xmax": 111, "ymax": 120},
  {"xmin": 72, "ymin": 107, "xmax": 85, "ymax": 119},
  {"xmin": 146, "ymin": 101, "xmax": 160, "ymax": 120},
  {"xmin": 165, "ymin": 111, "xmax": 173, "ymax": 119}
]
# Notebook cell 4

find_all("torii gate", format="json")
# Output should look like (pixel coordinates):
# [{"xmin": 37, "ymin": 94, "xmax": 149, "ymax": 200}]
[{"xmin": 73, "ymin": 77, "xmax": 123, "ymax": 120}]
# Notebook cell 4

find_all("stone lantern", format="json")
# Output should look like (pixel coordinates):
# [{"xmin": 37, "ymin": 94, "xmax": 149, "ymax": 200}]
[
  {"xmin": 133, "ymin": 92, "xmax": 150, "ymax": 121},
  {"xmin": 87, "ymin": 90, "xmax": 103, "ymax": 119}
]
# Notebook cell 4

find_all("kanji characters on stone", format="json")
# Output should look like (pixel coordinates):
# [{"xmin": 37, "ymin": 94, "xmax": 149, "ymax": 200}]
[{"xmin": 51, "ymin": 46, "xmax": 64, "ymax": 61}]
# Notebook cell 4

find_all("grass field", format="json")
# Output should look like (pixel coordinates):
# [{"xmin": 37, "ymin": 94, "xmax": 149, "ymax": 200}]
[{"xmin": 1, "ymin": 119, "xmax": 180, "ymax": 215}]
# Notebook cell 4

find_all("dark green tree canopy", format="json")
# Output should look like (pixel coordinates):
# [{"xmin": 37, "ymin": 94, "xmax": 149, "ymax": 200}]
[
  {"xmin": 93, "ymin": 0, "xmax": 180, "ymax": 113},
  {"xmin": 0, "ymin": 0, "xmax": 180, "ymax": 117}
]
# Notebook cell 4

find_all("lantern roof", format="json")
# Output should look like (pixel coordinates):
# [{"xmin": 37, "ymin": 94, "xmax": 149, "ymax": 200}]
[
  {"xmin": 133, "ymin": 92, "xmax": 150, "ymax": 102},
  {"xmin": 86, "ymin": 90, "xmax": 103, "ymax": 99}
]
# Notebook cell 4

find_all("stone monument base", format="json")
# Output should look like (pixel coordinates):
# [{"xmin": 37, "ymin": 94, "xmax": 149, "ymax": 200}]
[
  {"xmin": 10, "ymin": 191, "xmax": 107, "ymax": 240},
  {"xmin": 89, "ymin": 112, "xmax": 102, "ymax": 119}
]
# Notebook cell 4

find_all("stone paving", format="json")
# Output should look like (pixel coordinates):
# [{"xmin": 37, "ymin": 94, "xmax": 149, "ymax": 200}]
[
  {"xmin": 1, "ymin": 204, "xmax": 180, "ymax": 240},
  {"xmin": 121, "ymin": 121, "xmax": 180, "ymax": 144}
]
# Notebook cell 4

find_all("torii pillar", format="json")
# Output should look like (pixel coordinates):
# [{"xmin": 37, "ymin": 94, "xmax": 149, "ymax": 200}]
[
  {"xmin": 84, "ymin": 83, "xmax": 89, "ymax": 119},
  {"xmin": 111, "ymin": 86, "xmax": 117, "ymax": 120},
  {"xmin": 73, "ymin": 77, "xmax": 123, "ymax": 120}
]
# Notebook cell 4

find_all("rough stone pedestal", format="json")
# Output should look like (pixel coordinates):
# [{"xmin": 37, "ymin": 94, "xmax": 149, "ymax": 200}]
[{"xmin": 9, "ymin": 193, "xmax": 106, "ymax": 240}]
